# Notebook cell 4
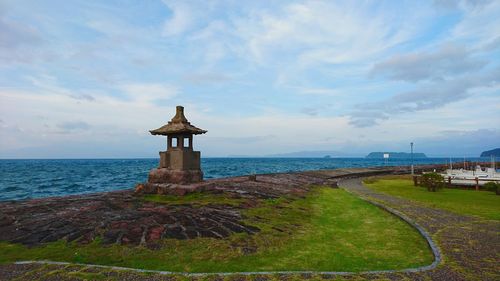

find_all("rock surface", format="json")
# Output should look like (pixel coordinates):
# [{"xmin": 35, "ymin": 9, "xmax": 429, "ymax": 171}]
[
  {"xmin": 148, "ymin": 168, "xmax": 204, "ymax": 185},
  {"xmin": 0, "ymin": 165, "xmax": 442, "ymax": 248},
  {"xmin": 2, "ymin": 164, "xmax": 497, "ymax": 280},
  {"xmin": 0, "ymin": 189, "xmax": 258, "ymax": 247}
]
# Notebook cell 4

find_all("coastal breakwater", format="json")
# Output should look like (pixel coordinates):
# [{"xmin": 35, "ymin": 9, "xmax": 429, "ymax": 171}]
[
  {"xmin": 0, "ymin": 163, "xmax": 454, "ymax": 248},
  {"xmin": 2, "ymin": 158, "xmax": 489, "ymax": 201},
  {"xmin": 2, "ymin": 163, "xmax": 499, "ymax": 280}
]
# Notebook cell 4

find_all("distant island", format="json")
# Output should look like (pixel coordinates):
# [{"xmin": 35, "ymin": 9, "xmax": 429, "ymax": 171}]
[
  {"xmin": 480, "ymin": 148, "xmax": 500, "ymax": 157},
  {"xmin": 366, "ymin": 152, "xmax": 427, "ymax": 159}
]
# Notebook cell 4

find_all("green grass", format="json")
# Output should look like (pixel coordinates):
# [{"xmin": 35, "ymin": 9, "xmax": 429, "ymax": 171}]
[
  {"xmin": 0, "ymin": 187, "xmax": 433, "ymax": 272},
  {"xmin": 364, "ymin": 177, "xmax": 500, "ymax": 220}
]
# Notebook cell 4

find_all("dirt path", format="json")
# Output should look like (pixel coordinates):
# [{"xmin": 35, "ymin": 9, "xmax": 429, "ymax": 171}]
[{"xmin": 339, "ymin": 177, "xmax": 500, "ymax": 281}]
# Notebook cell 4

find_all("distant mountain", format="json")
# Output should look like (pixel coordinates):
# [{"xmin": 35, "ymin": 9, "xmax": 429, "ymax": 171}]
[
  {"xmin": 480, "ymin": 148, "xmax": 500, "ymax": 157},
  {"xmin": 366, "ymin": 152, "xmax": 427, "ymax": 159},
  {"xmin": 265, "ymin": 150, "xmax": 348, "ymax": 158}
]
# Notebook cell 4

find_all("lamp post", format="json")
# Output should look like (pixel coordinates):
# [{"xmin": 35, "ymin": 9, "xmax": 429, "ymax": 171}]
[{"xmin": 410, "ymin": 142, "xmax": 414, "ymax": 176}]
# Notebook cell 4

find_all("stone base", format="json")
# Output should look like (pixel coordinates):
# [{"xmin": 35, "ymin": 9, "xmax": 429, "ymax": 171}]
[
  {"xmin": 135, "ymin": 182, "xmax": 211, "ymax": 196},
  {"xmin": 148, "ymin": 168, "xmax": 203, "ymax": 184}
]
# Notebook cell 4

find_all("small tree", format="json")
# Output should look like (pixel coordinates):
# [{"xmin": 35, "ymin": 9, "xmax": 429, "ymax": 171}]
[
  {"xmin": 484, "ymin": 182, "xmax": 500, "ymax": 195},
  {"xmin": 421, "ymin": 172, "xmax": 445, "ymax": 192}
]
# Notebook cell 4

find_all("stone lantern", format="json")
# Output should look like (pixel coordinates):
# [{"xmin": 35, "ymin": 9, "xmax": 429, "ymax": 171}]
[{"xmin": 148, "ymin": 106, "xmax": 207, "ymax": 184}]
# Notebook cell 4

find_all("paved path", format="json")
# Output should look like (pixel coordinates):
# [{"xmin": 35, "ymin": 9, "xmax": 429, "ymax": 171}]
[{"xmin": 339, "ymin": 177, "xmax": 500, "ymax": 281}]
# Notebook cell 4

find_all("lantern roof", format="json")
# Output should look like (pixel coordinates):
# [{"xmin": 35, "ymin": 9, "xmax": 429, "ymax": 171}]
[{"xmin": 149, "ymin": 106, "xmax": 207, "ymax": 136}]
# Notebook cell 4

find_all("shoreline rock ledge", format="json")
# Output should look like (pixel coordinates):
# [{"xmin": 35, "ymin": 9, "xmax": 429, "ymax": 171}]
[{"xmin": 1, "ymin": 164, "xmax": 446, "ymax": 248}]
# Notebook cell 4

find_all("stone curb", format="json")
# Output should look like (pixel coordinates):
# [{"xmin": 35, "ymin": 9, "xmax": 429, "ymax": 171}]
[
  {"xmin": 338, "ymin": 178, "xmax": 442, "ymax": 273},
  {"xmin": 14, "ymin": 176, "xmax": 442, "ymax": 277}
]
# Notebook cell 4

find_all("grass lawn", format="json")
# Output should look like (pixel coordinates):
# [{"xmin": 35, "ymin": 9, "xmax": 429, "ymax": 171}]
[
  {"xmin": 0, "ymin": 187, "xmax": 433, "ymax": 273},
  {"xmin": 364, "ymin": 177, "xmax": 500, "ymax": 220}
]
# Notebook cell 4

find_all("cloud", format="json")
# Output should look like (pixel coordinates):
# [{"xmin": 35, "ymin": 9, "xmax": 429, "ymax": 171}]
[
  {"xmin": 0, "ymin": 17, "xmax": 41, "ymax": 48},
  {"xmin": 481, "ymin": 36, "xmax": 500, "ymax": 52},
  {"xmin": 182, "ymin": 73, "xmax": 231, "ymax": 84},
  {"xmin": 57, "ymin": 121, "xmax": 91, "ymax": 132},
  {"xmin": 300, "ymin": 107, "xmax": 319, "ymax": 116},
  {"xmin": 350, "ymin": 67, "xmax": 500, "ymax": 127},
  {"xmin": 1, "ymin": 86, "xmax": 497, "ymax": 157},
  {"xmin": 298, "ymin": 87, "xmax": 340, "ymax": 96},
  {"xmin": 371, "ymin": 44, "xmax": 486, "ymax": 82},
  {"xmin": 186, "ymin": 19, "xmax": 237, "ymax": 65},
  {"xmin": 300, "ymin": 104, "xmax": 334, "ymax": 116},
  {"xmin": 69, "ymin": 94, "xmax": 96, "ymax": 102},
  {"xmin": 234, "ymin": 1, "xmax": 424, "ymax": 65},
  {"xmin": 0, "ymin": 16, "xmax": 44, "ymax": 63},
  {"xmin": 348, "ymin": 111, "xmax": 387, "ymax": 128},
  {"xmin": 1, "ymin": 1, "xmax": 499, "ymax": 158},
  {"xmin": 449, "ymin": 0, "xmax": 500, "ymax": 45},
  {"xmin": 25, "ymin": 74, "xmax": 100, "ymax": 102},
  {"xmin": 433, "ymin": 0, "xmax": 492, "ymax": 10},
  {"xmin": 207, "ymin": 135, "xmax": 275, "ymax": 145},
  {"xmin": 162, "ymin": 1, "xmax": 193, "ymax": 36},
  {"xmin": 415, "ymin": 128, "xmax": 500, "ymax": 156},
  {"xmin": 118, "ymin": 83, "xmax": 178, "ymax": 104}
]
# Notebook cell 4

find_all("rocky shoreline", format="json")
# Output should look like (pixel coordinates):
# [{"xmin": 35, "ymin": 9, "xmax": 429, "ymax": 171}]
[
  {"xmin": 1, "ymin": 163, "xmax": 498, "ymax": 280},
  {"xmin": 0, "ymin": 164, "xmax": 449, "ymax": 248},
  {"xmin": 0, "ymin": 170, "xmax": 354, "ymax": 247}
]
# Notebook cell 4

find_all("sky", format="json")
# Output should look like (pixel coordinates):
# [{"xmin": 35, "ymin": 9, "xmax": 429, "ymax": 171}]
[{"xmin": 0, "ymin": 0, "xmax": 499, "ymax": 158}]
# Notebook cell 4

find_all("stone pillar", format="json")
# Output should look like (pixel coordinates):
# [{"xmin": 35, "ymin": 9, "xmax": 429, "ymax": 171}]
[
  {"xmin": 475, "ymin": 177, "xmax": 479, "ymax": 191},
  {"xmin": 179, "ymin": 136, "xmax": 184, "ymax": 148},
  {"xmin": 168, "ymin": 136, "xmax": 172, "ymax": 149}
]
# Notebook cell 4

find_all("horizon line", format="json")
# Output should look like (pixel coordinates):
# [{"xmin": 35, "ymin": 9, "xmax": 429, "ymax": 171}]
[{"xmin": 0, "ymin": 156, "xmax": 491, "ymax": 160}]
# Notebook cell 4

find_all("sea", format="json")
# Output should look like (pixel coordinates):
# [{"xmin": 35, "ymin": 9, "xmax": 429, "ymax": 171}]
[{"xmin": 0, "ymin": 157, "xmax": 488, "ymax": 201}]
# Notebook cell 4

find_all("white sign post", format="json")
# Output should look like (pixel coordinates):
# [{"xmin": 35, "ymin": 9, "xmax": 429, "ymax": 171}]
[{"xmin": 383, "ymin": 153, "xmax": 389, "ymax": 166}]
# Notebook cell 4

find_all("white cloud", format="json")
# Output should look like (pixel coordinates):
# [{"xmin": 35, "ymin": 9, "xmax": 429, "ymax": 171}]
[
  {"xmin": 450, "ymin": 0, "xmax": 500, "ymax": 45},
  {"xmin": 1, "ymin": 85, "xmax": 498, "ymax": 157},
  {"xmin": 1, "ymin": 1, "xmax": 499, "ymax": 158},
  {"xmin": 297, "ymin": 87, "xmax": 342, "ymax": 97},
  {"xmin": 0, "ymin": 88, "xmax": 176, "ymax": 154},
  {"xmin": 433, "ymin": 0, "xmax": 493, "ymax": 10},
  {"xmin": 162, "ymin": 1, "xmax": 194, "ymax": 36},
  {"xmin": 56, "ymin": 121, "xmax": 91, "ymax": 133},
  {"xmin": 0, "ymin": 16, "xmax": 45, "ymax": 63},
  {"xmin": 118, "ymin": 83, "xmax": 178, "ymax": 104},
  {"xmin": 349, "ymin": 67, "xmax": 500, "ymax": 127},
  {"xmin": 233, "ymin": 1, "xmax": 425, "ymax": 66},
  {"xmin": 371, "ymin": 44, "xmax": 486, "ymax": 82},
  {"xmin": 182, "ymin": 72, "xmax": 231, "ymax": 84}
]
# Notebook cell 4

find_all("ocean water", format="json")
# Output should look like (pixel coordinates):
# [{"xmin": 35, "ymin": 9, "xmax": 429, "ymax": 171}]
[{"xmin": 0, "ymin": 157, "xmax": 485, "ymax": 201}]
